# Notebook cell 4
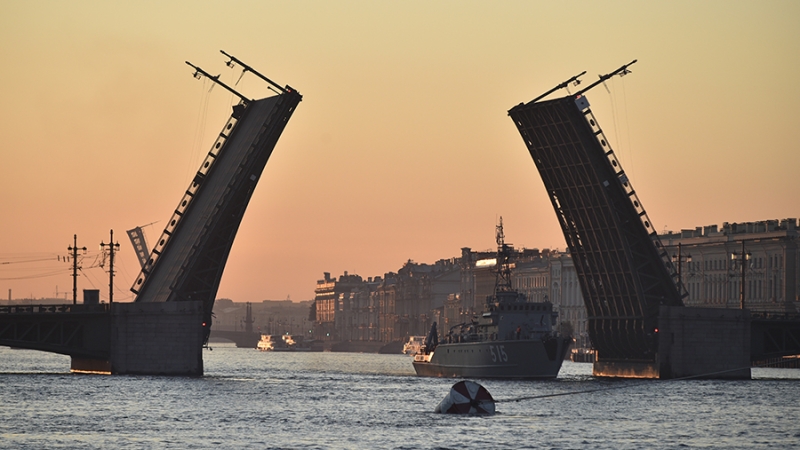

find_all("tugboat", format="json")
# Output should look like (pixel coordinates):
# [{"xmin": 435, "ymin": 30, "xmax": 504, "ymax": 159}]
[{"xmin": 413, "ymin": 218, "xmax": 571, "ymax": 379}]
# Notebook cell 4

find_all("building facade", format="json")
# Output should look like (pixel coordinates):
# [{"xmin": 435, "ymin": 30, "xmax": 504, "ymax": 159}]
[
  {"xmin": 313, "ymin": 259, "xmax": 460, "ymax": 343},
  {"xmin": 310, "ymin": 218, "xmax": 798, "ymax": 349},
  {"xmin": 313, "ymin": 271, "xmax": 376, "ymax": 340},
  {"xmin": 659, "ymin": 218, "xmax": 798, "ymax": 313}
]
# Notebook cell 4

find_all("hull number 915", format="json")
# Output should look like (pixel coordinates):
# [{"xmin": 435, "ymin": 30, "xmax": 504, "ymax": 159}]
[{"xmin": 489, "ymin": 345, "xmax": 508, "ymax": 363}]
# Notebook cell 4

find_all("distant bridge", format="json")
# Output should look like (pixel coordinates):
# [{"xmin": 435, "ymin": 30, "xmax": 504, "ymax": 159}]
[{"xmin": 209, "ymin": 330, "xmax": 260, "ymax": 348}]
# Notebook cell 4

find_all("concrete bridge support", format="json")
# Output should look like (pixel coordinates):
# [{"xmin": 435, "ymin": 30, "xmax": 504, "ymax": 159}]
[
  {"xmin": 593, "ymin": 306, "xmax": 751, "ymax": 379},
  {"xmin": 71, "ymin": 301, "xmax": 205, "ymax": 375}
]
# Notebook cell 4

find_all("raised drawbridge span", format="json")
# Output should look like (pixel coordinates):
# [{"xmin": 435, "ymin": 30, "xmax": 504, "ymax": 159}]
[
  {"xmin": 507, "ymin": 63, "xmax": 800, "ymax": 378},
  {"xmin": 131, "ymin": 53, "xmax": 302, "ymax": 346},
  {"xmin": 0, "ymin": 52, "xmax": 301, "ymax": 374},
  {"xmin": 508, "ymin": 62, "xmax": 707, "ymax": 377}
]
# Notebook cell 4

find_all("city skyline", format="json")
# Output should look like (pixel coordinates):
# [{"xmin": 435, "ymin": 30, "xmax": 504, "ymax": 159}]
[{"xmin": 1, "ymin": 1, "xmax": 798, "ymax": 303}]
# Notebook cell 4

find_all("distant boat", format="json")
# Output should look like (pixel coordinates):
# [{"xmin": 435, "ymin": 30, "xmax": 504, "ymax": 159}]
[
  {"xmin": 570, "ymin": 348, "xmax": 596, "ymax": 363},
  {"xmin": 257, "ymin": 334, "xmax": 322, "ymax": 352},
  {"xmin": 402, "ymin": 336, "xmax": 426, "ymax": 355}
]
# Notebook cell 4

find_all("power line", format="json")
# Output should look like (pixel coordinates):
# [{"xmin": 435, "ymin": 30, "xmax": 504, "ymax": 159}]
[
  {"xmin": 0, "ymin": 269, "xmax": 69, "ymax": 281},
  {"xmin": 0, "ymin": 257, "xmax": 61, "ymax": 265}
]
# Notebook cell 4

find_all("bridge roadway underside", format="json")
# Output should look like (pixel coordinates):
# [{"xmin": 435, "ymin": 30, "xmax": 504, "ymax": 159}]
[{"xmin": 0, "ymin": 301, "xmax": 204, "ymax": 375}]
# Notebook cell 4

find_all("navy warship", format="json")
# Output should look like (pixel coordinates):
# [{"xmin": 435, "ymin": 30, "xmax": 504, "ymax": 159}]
[{"xmin": 413, "ymin": 219, "xmax": 571, "ymax": 379}]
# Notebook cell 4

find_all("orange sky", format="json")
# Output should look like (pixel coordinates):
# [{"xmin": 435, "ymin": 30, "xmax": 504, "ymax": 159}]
[{"xmin": 1, "ymin": 1, "xmax": 798, "ymax": 303}]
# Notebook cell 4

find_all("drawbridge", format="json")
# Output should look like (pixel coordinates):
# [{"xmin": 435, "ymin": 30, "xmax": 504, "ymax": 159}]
[
  {"xmin": 0, "ymin": 52, "xmax": 301, "ymax": 374},
  {"xmin": 131, "ymin": 52, "xmax": 302, "ymax": 345},
  {"xmin": 508, "ymin": 61, "xmax": 686, "ymax": 367}
]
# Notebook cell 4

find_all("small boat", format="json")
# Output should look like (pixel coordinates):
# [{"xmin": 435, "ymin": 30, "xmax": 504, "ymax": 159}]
[
  {"xmin": 402, "ymin": 336, "xmax": 426, "ymax": 355},
  {"xmin": 413, "ymin": 218, "xmax": 571, "ymax": 379},
  {"xmin": 257, "ymin": 334, "xmax": 288, "ymax": 351},
  {"xmin": 570, "ymin": 348, "xmax": 596, "ymax": 363},
  {"xmin": 257, "ymin": 334, "xmax": 323, "ymax": 352}
]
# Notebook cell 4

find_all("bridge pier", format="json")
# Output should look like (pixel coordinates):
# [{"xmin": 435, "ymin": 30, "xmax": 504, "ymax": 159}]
[
  {"xmin": 69, "ymin": 301, "xmax": 206, "ymax": 375},
  {"xmin": 108, "ymin": 301, "xmax": 205, "ymax": 375},
  {"xmin": 593, "ymin": 306, "xmax": 751, "ymax": 379}
]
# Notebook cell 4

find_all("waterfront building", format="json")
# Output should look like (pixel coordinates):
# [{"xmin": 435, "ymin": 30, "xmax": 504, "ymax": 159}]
[
  {"xmin": 309, "ymin": 217, "xmax": 798, "ymax": 350},
  {"xmin": 659, "ymin": 218, "xmax": 798, "ymax": 313},
  {"xmin": 313, "ymin": 271, "xmax": 374, "ymax": 340},
  {"xmin": 313, "ymin": 259, "xmax": 460, "ymax": 344},
  {"xmin": 549, "ymin": 255, "xmax": 589, "ymax": 349},
  {"xmin": 374, "ymin": 274, "xmax": 397, "ymax": 342},
  {"xmin": 333, "ymin": 280, "xmax": 381, "ymax": 342},
  {"xmin": 394, "ymin": 259, "xmax": 460, "ymax": 339},
  {"xmin": 512, "ymin": 250, "xmax": 589, "ymax": 349}
]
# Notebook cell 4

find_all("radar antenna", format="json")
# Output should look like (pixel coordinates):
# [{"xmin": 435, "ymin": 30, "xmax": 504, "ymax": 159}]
[{"xmin": 494, "ymin": 217, "xmax": 513, "ymax": 293}]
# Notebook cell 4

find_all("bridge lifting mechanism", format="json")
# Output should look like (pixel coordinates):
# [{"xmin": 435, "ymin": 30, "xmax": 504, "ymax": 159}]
[
  {"xmin": 520, "ymin": 60, "xmax": 637, "ymax": 107},
  {"xmin": 220, "ymin": 50, "xmax": 289, "ymax": 95},
  {"xmin": 186, "ymin": 50, "xmax": 296, "ymax": 104}
]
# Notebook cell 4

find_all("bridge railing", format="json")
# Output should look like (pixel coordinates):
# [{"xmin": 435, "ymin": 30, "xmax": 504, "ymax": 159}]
[
  {"xmin": 578, "ymin": 98, "xmax": 688, "ymax": 301},
  {"xmin": 131, "ymin": 102, "xmax": 246, "ymax": 295},
  {"xmin": 0, "ymin": 304, "xmax": 110, "ymax": 314},
  {"xmin": 750, "ymin": 311, "xmax": 800, "ymax": 321}
]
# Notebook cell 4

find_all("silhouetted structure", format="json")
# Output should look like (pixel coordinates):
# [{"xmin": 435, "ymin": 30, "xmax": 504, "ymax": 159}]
[
  {"xmin": 659, "ymin": 219, "xmax": 798, "ymax": 313},
  {"xmin": 0, "ymin": 53, "xmax": 301, "ymax": 375},
  {"xmin": 508, "ymin": 63, "xmax": 683, "ymax": 366}
]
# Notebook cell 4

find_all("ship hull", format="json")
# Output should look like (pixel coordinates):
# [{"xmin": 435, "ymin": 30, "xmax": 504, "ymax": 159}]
[{"xmin": 413, "ymin": 337, "xmax": 570, "ymax": 379}]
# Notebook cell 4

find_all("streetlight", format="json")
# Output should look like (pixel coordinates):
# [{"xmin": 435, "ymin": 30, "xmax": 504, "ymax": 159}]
[
  {"xmin": 671, "ymin": 242, "xmax": 692, "ymax": 294},
  {"xmin": 730, "ymin": 241, "xmax": 751, "ymax": 310}
]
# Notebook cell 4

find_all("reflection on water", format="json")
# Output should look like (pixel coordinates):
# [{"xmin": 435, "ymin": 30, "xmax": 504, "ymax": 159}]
[{"xmin": 1, "ymin": 344, "xmax": 798, "ymax": 449}]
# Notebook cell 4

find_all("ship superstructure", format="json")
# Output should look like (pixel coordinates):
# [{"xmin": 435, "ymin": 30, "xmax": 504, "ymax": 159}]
[{"xmin": 413, "ymin": 219, "xmax": 570, "ymax": 379}]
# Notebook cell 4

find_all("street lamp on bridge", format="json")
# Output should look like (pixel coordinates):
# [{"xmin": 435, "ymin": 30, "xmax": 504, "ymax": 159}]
[
  {"xmin": 730, "ymin": 241, "xmax": 752, "ymax": 310},
  {"xmin": 671, "ymin": 242, "xmax": 692, "ymax": 294}
]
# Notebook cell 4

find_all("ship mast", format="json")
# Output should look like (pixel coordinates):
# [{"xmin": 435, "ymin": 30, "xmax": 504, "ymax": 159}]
[{"xmin": 494, "ymin": 217, "xmax": 514, "ymax": 293}]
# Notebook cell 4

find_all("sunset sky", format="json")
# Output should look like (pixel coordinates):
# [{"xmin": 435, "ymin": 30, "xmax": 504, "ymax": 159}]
[{"xmin": 1, "ymin": 1, "xmax": 797, "ymax": 303}]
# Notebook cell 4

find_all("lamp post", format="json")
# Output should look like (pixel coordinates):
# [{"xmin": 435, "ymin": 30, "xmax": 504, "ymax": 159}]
[
  {"xmin": 730, "ymin": 241, "xmax": 751, "ymax": 310},
  {"xmin": 671, "ymin": 242, "xmax": 692, "ymax": 294}
]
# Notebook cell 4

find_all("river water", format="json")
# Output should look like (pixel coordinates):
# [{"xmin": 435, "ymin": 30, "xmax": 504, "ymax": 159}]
[{"xmin": 1, "ymin": 344, "xmax": 798, "ymax": 449}]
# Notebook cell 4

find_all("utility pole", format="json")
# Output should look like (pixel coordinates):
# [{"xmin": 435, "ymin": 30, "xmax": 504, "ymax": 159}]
[
  {"xmin": 67, "ymin": 234, "xmax": 87, "ymax": 305},
  {"xmin": 100, "ymin": 230, "xmax": 120, "ymax": 304}
]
